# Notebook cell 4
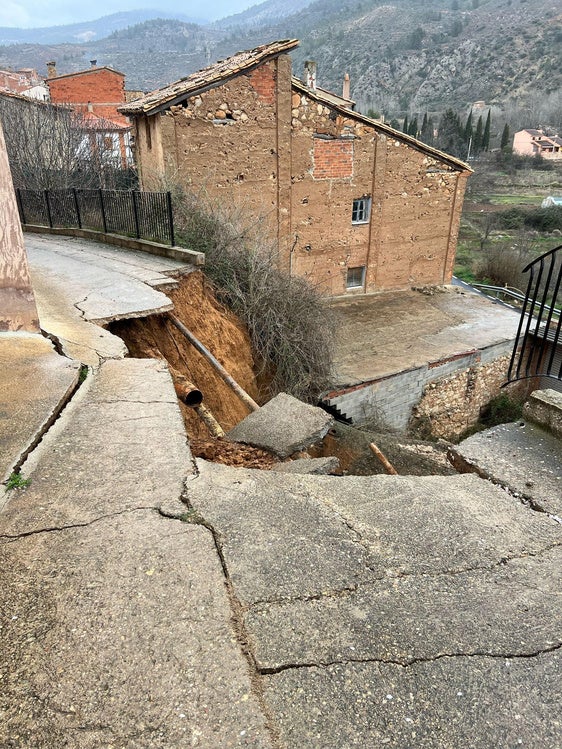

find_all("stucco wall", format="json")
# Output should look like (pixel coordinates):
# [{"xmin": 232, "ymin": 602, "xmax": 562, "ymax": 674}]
[{"xmin": 0, "ymin": 120, "xmax": 39, "ymax": 332}]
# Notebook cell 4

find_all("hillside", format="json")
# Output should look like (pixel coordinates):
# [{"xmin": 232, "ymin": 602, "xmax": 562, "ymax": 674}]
[{"xmin": 0, "ymin": 0, "xmax": 560, "ymax": 116}]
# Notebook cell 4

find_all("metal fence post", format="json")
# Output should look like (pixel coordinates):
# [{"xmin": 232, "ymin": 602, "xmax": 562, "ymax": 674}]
[
  {"xmin": 44, "ymin": 190, "xmax": 53, "ymax": 228},
  {"xmin": 132, "ymin": 190, "xmax": 140, "ymax": 239},
  {"xmin": 166, "ymin": 191, "xmax": 175, "ymax": 247},
  {"xmin": 98, "ymin": 188, "xmax": 107, "ymax": 233},
  {"xmin": 72, "ymin": 188, "xmax": 82, "ymax": 229}
]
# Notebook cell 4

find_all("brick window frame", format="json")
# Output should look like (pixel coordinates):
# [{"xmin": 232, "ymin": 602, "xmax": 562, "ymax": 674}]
[
  {"xmin": 352, "ymin": 197, "xmax": 371, "ymax": 225},
  {"xmin": 346, "ymin": 266, "xmax": 366, "ymax": 289}
]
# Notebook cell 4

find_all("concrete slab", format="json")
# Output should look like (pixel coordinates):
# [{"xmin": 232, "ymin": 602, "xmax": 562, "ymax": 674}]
[
  {"xmin": 187, "ymin": 462, "xmax": 561, "ymax": 747},
  {"xmin": 247, "ymin": 545, "xmax": 562, "ymax": 670},
  {"xmin": 0, "ymin": 511, "xmax": 273, "ymax": 748},
  {"xmin": 0, "ymin": 333, "xmax": 79, "ymax": 484},
  {"xmin": 0, "ymin": 359, "xmax": 192, "ymax": 537},
  {"xmin": 227, "ymin": 393, "xmax": 333, "ymax": 458},
  {"xmin": 450, "ymin": 421, "xmax": 562, "ymax": 516},
  {"xmin": 188, "ymin": 463, "xmax": 560, "ymax": 605},
  {"xmin": 26, "ymin": 235, "xmax": 176, "ymax": 324},
  {"xmin": 331, "ymin": 286, "xmax": 520, "ymax": 385},
  {"xmin": 264, "ymin": 653, "xmax": 561, "ymax": 748},
  {"xmin": 271, "ymin": 457, "xmax": 340, "ymax": 474}
]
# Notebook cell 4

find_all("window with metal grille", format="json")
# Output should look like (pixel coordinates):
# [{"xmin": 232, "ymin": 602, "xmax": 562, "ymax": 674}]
[
  {"xmin": 346, "ymin": 266, "xmax": 365, "ymax": 289},
  {"xmin": 352, "ymin": 197, "xmax": 371, "ymax": 224}
]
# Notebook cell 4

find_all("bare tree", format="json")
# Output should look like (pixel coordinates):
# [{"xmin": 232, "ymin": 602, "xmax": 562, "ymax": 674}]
[{"xmin": 0, "ymin": 94, "xmax": 134, "ymax": 190}]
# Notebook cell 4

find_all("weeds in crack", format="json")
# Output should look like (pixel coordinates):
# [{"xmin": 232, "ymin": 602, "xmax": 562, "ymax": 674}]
[{"xmin": 5, "ymin": 472, "xmax": 31, "ymax": 490}]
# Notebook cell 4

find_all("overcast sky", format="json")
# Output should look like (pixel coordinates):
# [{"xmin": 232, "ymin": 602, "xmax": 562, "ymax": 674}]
[{"xmin": 0, "ymin": 1, "xmax": 256, "ymax": 27}]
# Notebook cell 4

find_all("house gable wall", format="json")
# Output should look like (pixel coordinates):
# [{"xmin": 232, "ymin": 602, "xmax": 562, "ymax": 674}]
[
  {"xmin": 134, "ymin": 54, "xmax": 468, "ymax": 295},
  {"xmin": 48, "ymin": 69, "xmax": 128, "ymax": 125}
]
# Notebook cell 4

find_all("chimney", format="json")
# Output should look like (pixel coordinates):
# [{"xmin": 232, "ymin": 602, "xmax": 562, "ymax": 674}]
[
  {"xmin": 304, "ymin": 60, "xmax": 317, "ymax": 91},
  {"xmin": 90, "ymin": 60, "xmax": 97, "ymax": 68},
  {"xmin": 87, "ymin": 102, "xmax": 93, "ymax": 112},
  {"xmin": 46, "ymin": 61, "xmax": 57, "ymax": 78},
  {"xmin": 343, "ymin": 73, "xmax": 350, "ymax": 101}
]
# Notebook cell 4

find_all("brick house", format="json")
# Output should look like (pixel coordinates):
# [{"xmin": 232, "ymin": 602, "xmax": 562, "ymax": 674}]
[
  {"xmin": 121, "ymin": 40, "xmax": 471, "ymax": 295},
  {"xmin": 47, "ymin": 61, "xmax": 129, "ymax": 127},
  {"xmin": 513, "ymin": 128, "xmax": 562, "ymax": 160}
]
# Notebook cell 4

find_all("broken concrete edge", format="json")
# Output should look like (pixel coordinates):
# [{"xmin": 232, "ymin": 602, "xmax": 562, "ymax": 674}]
[
  {"xmin": 447, "ymin": 443, "xmax": 551, "ymax": 514},
  {"xmin": 271, "ymin": 457, "xmax": 340, "ymax": 475},
  {"xmin": 523, "ymin": 389, "xmax": 562, "ymax": 440},
  {"xmin": 81, "ymin": 302, "xmax": 175, "ymax": 327},
  {"xmin": 22, "ymin": 224, "xmax": 205, "ymax": 266},
  {"xmin": 0, "ymin": 362, "xmax": 82, "ymax": 509},
  {"xmin": 226, "ymin": 392, "xmax": 334, "ymax": 459}
]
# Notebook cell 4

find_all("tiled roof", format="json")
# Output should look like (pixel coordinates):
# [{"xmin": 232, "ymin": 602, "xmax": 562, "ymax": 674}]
[
  {"xmin": 291, "ymin": 79, "xmax": 471, "ymax": 173},
  {"xmin": 48, "ymin": 66, "xmax": 125, "ymax": 81},
  {"xmin": 120, "ymin": 39, "xmax": 299, "ymax": 115},
  {"xmin": 79, "ymin": 111, "xmax": 129, "ymax": 131}
]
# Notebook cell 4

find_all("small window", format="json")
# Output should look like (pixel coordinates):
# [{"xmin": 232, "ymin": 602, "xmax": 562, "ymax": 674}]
[
  {"xmin": 346, "ymin": 266, "xmax": 365, "ymax": 289},
  {"xmin": 352, "ymin": 197, "xmax": 371, "ymax": 224}
]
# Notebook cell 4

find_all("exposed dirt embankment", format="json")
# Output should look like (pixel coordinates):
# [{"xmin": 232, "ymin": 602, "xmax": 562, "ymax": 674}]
[{"xmin": 110, "ymin": 270, "xmax": 262, "ymax": 439}]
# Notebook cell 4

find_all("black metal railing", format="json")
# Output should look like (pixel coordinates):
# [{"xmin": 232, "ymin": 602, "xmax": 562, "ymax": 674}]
[
  {"xmin": 16, "ymin": 188, "xmax": 175, "ymax": 247},
  {"xmin": 506, "ymin": 244, "xmax": 562, "ymax": 386}
]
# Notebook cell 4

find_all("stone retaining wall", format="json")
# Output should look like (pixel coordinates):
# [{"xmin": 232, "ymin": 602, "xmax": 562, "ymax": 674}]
[{"xmin": 325, "ymin": 340, "xmax": 515, "ymax": 439}]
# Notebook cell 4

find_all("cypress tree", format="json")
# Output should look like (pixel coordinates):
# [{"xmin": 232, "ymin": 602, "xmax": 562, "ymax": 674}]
[
  {"xmin": 474, "ymin": 115, "xmax": 483, "ymax": 153},
  {"xmin": 500, "ymin": 123, "xmax": 511, "ymax": 151},
  {"xmin": 409, "ymin": 117, "xmax": 418, "ymax": 137},
  {"xmin": 464, "ymin": 111, "xmax": 473, "ymax": 144},
  {"xmin": 483, "ymin": 109, "xmax": 491, "ymax": 151},
  {"xmin": 403, "ymin": 115, "xmax": 409, "ymax": 134}
]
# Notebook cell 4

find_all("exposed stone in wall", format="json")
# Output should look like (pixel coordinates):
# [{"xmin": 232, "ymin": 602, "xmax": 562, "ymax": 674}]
[
  {"xmin": 135, "ymin": 53, "xmax": 469, "ymax": 297},
  {"xmin": 410, "ymin": 354, "xmax": 512, "ymax": 440}
]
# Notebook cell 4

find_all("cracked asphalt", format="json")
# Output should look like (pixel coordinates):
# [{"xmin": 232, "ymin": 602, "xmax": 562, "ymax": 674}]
[{"xmin": 1, "ymin": 235, "xmax": 561, "ymax": 747}]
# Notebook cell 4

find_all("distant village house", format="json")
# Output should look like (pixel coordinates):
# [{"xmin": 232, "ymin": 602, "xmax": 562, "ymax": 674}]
[
  {"xmin": 121, "ymin": 40, "xmax": 471, "ymax": 296},
  {"xmin": 513, "ymin": 128, "xmax": 562, "ymax": 160}
]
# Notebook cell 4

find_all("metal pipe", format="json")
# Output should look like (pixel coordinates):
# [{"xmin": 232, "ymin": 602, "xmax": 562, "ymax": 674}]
[
  {"xmin": 173, "ymin": 379, "xmax": 203, "ymax": 407},
  {"xmin": 167, "ymin": 313, "xmax": 259, "ymax": 412}
]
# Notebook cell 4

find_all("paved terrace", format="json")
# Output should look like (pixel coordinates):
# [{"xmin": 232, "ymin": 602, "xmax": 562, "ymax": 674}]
[
  {"xmin": 331, "ymin": 287, "xmax": 520, "ymax": 386},
  {"xmin": 1, "ymin": 234, "xmax": 560, "ymax": 748}
]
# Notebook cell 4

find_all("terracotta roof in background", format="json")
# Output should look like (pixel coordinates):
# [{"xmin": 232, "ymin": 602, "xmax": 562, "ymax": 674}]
[
  {"xmin": 119, "ymin": 39, "xmax": 299, "ymax": 115},
  {"xmin": 79, "ymin": 111, "xmax": 130, "ymax": 131}
]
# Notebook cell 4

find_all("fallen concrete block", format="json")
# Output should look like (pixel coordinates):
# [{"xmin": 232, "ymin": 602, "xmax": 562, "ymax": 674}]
[
  {"xmin": 271, "ymin": 457, "xmax": 340, "ymax": 475},
  {"xmin": 227, "ymin": 392, "xmax": 333, "ymax": 458}
]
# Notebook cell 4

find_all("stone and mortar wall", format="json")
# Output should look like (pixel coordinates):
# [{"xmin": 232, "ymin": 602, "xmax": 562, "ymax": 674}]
[
  {"xmin": 326, "ymin": 340, "xmax": 514, "ymax": 440},
  {"xmin": 288, "ymin": 90, "xmax": 468, "ymax": 295},
  {"xmin": 152, "ymin": 58, "xmax": 285, "ymax": 245},
  {"xmin": 48, "ymin": 70, "xmax": 128, "ymax": 125},
  {"xmin": 136, "ymin": 54, "xmax": 468, "ymax": 295}
]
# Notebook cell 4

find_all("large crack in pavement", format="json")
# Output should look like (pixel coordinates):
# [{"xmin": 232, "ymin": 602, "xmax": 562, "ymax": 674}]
[{"xmin": 258, "ymin": 642, "xmax": 562, "ymax": 675}]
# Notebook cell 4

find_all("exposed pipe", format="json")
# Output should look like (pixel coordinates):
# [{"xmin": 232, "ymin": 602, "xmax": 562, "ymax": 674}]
[
  {"xmin": 167, "ymin": 313, "xmax": 260, "ymax": 413},
  {"xmin": 173, "ymin": 379, "xmax": 203, "ymax": 407},
  {"xmin": 369, "ymin": 442, "xmax": 398, "ymax": 475},
  {"xmin": 194, "ymin": 403, "xmax": 225, "ymax": 438}
]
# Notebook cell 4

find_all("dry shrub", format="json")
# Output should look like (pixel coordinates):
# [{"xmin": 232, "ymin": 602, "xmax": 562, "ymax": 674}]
[
  {"xmin": 477, "ymin": 231, "xmax": 537, "ymax": 290},
  {"xmin": 172, "ymin": 186, "xmax": 336, "ymax": 402}
]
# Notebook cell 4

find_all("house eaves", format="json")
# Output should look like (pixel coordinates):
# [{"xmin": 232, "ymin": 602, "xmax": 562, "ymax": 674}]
[
  {"xmin": 47, "ymin": 66, "xmax": 125, "ymax": 81},
  {"xmin": 119, "ymin": 39, "xmax": 299, "ymax": 117},
  {"xmin": 291, "ymin": 78, "xmax": 472, "ymax": 174}
]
